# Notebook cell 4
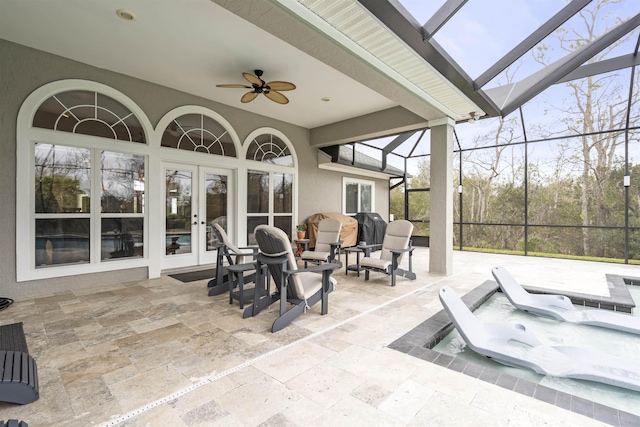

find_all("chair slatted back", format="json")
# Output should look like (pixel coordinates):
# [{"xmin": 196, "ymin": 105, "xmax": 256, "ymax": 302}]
[
  {"xmin": 254, "ymin": 225, "xmax": 304, "ymax": 299},
  {"xmin": 214, "ymin": 223, "xmax": 248, "ymax": 265}
]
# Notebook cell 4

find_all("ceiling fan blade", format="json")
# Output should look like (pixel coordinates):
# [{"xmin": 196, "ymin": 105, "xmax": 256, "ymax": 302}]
[
  {"xmin": 241, "ymin": 91, "xmax": 259, "ymax": 103},
  {"xmin": 216, "ymin": 84, "xmax": 251, "ymax": 88},
  {"xmin": 267, "ymin": 81, "xmax": 296, "ymax": 91},
  {"xmin": 243, "ymin": 72, "xmax": 263, "ymax": 86},
  {"xmin": 264, "ymin": 90, "xmax": 289, "ymax": 104}
]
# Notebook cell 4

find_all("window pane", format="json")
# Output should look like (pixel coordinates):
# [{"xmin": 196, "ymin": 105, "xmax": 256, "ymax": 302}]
[
  {"xmin": 453, "ymin": 151, "xmax": 461, "ymax": 222},
  {"xmin": 631, "ymin": 68, "xmax": 640, "ymax": 128},
  {"xmin": 629, "ymin": 229, "xmax": 640, "ymax": 261},
  {"xmin": 101, "ymin": 218, "xmax": 143, "ymax": 260},
  {"xmin": 389, "ymin": 183, "xmax": 404, "ymax": 222},
  {"xmin": 530, "ymin": 133, "xmax": 625, "ymax": 227},
  {"xmin": 408, "ymin": 190, "xmax": 429, "ymax": 222},
  {"xmin": 360, "ymin": 184, "xmax": 372, "ymax": 212},
  {"xmin": 35, "ymin": 143, "xmax": 91, "ymax": 213},
  {"xmin": 630, "ymin": 131, "xmax": 640, "ymax": 227},
  {"xmin": 345, "ymin": 182, "xmax": 358, "ymax": 214},
  {"xmin": 461, "ymin": 224, "xmax": 524, "ymax": 253},
  {"xmin": 522, "ymin": 70, "xmax": 631, "ymax": 141},
  {"xmin": 165, "ymin": 170, "xmax": 192, "ymax": 256},
  {"xmin": 161, "ymin": 114, "xmax": 236, "ymax": 156},
  {"xmin": 33, "ymin": 90, "xmax": 145, "ymax": 143},
  {"xmin": 528, "ymin": 139, "xmax": 582, "ymax": 226},
  {"xmin": 205, "ymin": 174, "xmax": 228, "ymax": 251},
  {"xmin": 201, "ymin": 115, "xmax": 236, "ymax": 157},
  {"xmin": 274, "ymin": 216, "xmax": 292, "ymax": 240},
  {"xmin": 246, "ymin": 134, "xmax": 293, "ymax": 166},
  {"xmin": 248, "ymin": 171, "xmax": 269, "ymax": 213},
  {"xmin": 461, "ymin": 144, "xmax": 524, "ymax": 224},
  {"xmin": 407, "ymin": 157, "xmax": 429, "ymax": 188},
  {"xmin": 413, "ymin": 221, "xmax": 430, "ymax": 238},
  {"xmin": 247, "ymin": 216, "xmax": 268, "ymax": 245},
  {"xmin": 101, "ymin": 151, "xmax": 145, "ymax": 213},
  {"xmin": 36, "ymin": 218, "xmax": 90, "ymax": 266},
  {"xmin": 273, "ymin": 173, "xmax": 292, "ymax": 214},
  {"xmin": 529, "ymin": 226, "xmax": 625, "ymax": 260}
]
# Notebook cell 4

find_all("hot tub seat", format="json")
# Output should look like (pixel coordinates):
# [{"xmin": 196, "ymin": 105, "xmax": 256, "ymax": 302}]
[
  {"xmin": 492, "ymin": 266, "xmax": 640, "ymax": 335},
  {"xmin": 439, "ymin": 285, "xmax": 640, "ymax": 392}
]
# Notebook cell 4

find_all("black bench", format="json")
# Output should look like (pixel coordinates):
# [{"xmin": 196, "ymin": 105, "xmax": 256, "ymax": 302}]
[
  {"xmin": 1, "ymin": 420, "xmax": 28, "ymax": 427},
  {"xmin": 0, "ymin": 323, "xmax": 39, "ymax": 405}
]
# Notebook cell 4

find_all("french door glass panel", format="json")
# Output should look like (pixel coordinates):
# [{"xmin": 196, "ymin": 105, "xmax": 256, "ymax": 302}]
[
  {"xmin": 163, "ymin": 164, "xmax": 232, "ymax": 269},
  {"xmin": 204, "ymin": 172, "xmax": 228, "ymax": 251},
  {"xmin": 166, "ymin": 169, "xmax": 193, "ymax": 256}
]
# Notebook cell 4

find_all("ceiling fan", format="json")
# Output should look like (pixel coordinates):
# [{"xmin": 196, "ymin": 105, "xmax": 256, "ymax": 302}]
[{"xmin": 216, "ymin": 70, "xmax": 296, "ymax": 104}]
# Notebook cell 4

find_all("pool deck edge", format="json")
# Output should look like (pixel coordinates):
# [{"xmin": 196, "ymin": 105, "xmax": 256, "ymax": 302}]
[{"xmin": 389, "ymin": 278, "xmax": 640, "ymax": 427}]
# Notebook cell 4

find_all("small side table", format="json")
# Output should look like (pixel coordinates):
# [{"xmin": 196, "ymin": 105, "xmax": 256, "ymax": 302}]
[
  {"xmin": 344, "ymin": 247, "xmax": 363, "ymax": 276},
  {"xmin": 227, "ymin": 263, "xmax": 256, "ymax": 309},
  {"xmin": 344, "ymin": 244, "xmax": 379, "ymax": 277}
]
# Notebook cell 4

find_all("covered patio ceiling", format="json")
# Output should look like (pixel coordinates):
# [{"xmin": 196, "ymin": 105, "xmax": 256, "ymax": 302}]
[{"xmin": 0, "ymin": 0, "xmax": 638, "ymax": 156}]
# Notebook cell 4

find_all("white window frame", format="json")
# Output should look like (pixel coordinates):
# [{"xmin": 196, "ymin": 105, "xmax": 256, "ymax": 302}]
[
  {"xmin": 343, "ymin": 177, "xmax": 375, "ymax": 215},
  {"xmin": 240, "ymin": 128, "xmax": 298, "ymax": 242},
  {"xmin": 16, "ymin": 80, "xmax": 153, "ymax": 281}
]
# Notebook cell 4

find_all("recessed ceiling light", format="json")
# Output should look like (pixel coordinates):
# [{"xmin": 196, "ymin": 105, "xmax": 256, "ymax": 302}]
[
  {"xmin": 116, "ymin": 9, "xmax": 137, "ymax": 21},
  {"xmin": 321, "ymin": 97, "xmax": 330, "ymax": 102}
]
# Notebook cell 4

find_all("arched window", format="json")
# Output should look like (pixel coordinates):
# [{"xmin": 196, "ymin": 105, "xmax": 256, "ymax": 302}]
[
  {"xmin": 161, "ymin": 113, "xmax": 236, "ymax": 157},
  {"xmin": 244, "ymin": 131, "xmax": 297, "ymax": 243},
  {"xmin": 245, "ymin": 133, "xmax": 292, "ymax": 165},
  {"xmin": 17, "ymin": 81, "xmax": 152, "ymax": 281},
  {"xmin": 33, "ymin": 90, "xmax": 146, "ymax": 143}
]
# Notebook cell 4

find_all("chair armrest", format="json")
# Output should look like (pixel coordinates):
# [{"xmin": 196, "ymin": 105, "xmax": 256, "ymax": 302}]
[
  {"xmin": 358, "ymin": 243, "xmax": 381, "ymax": 250},
  {"xmin": 358, "ymin": 243, "xmax": 381, "ymax": 257},
  {"xmin": 329, "ymin": 240, "xmax": 343, "ymax": 248},
  {"xmin": 390, "ymin": 246, "xmax": 414, "ymax": 254},
  {"xmin": 283, "ymin": 262, "xmax": 340, "ymax": 276}
]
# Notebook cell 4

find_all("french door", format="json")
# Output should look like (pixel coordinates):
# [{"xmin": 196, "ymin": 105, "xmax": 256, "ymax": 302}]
[{"xmin": 162, "ymin": 163, "xmax": 233, "ymax": 270}]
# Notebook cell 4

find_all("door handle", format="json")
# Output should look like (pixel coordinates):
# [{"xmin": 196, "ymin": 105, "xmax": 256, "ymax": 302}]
[{"xmin": 193, "ymin": 221, "xmax": 198, "ymax": 225}]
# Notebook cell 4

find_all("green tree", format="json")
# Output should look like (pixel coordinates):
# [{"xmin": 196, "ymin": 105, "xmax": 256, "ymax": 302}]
[{"xmin": 532, "ymin": 0, "xmax": 638, "ymax": 256}]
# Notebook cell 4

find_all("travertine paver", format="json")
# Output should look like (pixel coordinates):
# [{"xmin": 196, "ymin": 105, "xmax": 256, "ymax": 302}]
[{"xmin": 1, "ymin": 249, "xmax": 635, "ymax": 426}]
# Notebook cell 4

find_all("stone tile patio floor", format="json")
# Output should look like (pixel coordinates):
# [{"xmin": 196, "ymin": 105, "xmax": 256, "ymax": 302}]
[{"xmin": 0, "ymin": 248, "xmax": 638, "ymax": 426}]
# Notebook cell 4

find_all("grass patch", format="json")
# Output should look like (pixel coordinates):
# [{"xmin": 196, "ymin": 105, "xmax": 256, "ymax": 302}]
[{"xmin": 454, "ymin": 247, "xmax": 640, "ymax": 265}]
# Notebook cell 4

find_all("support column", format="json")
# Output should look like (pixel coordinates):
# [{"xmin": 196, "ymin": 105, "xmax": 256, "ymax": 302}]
[{"xmin": 429, "ymin": 117, "xmax": 454, "ymax": 275}]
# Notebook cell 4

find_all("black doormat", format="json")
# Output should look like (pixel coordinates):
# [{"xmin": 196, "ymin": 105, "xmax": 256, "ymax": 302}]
[
  {"xmin": 169, "ymin": 269, "xmax": 218, "ymax": 283},
  {"xmin": 0, "ymin": 322, "xmax": 29, "ymax": 353}
]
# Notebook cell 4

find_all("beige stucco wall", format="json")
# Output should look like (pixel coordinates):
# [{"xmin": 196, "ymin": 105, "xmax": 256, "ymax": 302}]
[{"xmin": 0, "ymin": 39, "xmax": 389, "ymax": 298}]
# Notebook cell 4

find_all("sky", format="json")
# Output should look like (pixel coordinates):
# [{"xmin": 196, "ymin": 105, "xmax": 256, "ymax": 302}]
[
  {"xmin": 397, "ymin": 0, "xmax": 639, "ymax": 84},
  {"xmin": 368, "ymin": 0, "xmax": 640, "ymax": 175}
]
